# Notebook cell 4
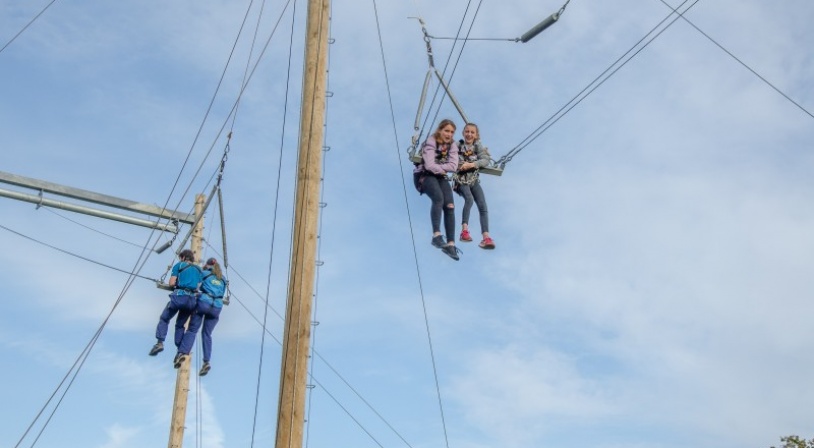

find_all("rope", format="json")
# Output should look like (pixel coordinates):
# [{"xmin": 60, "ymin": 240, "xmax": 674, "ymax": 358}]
[
  {"xmin": 0, "ymin": 222, "xmax": 160, "ymax": 283},
  {"xmin": 376, "ymin": 1, "xmax": 465, "ymax": 447},
  {"xmin": 250, "ymin": 0, "xmax": 298, "ymax": 444},
  {"xmin": 204, "ymin": 231, "xmax": 417, "ymax": 447},
  {"xmin": 14, "ymin": 0, "xmax": 291, "ymax": 440},
  {"xmin": 413, "ymin": 0, "xmax": 483, "ymax": 159},
  {"xmin": 0, "ymin": 0, "xmax": 60, "ymax": 55},
  {"xmin": 40, "ymin": 208, "xmax": 146, "ymax": 249},
  {"xmin": 657, "ymin": 0, "xmax": 814, "ymax": 121},
  {"xmin": 499, "ymin": 0, "xmax": 700, "ymax": 166},
  {"xmin": 13, "ymin": 220, "xmax": 162, "ymax": 446}
]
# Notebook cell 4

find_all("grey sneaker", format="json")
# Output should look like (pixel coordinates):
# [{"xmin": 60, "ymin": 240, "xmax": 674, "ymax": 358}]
[
  {"xmin": 199, "ymin": 362, "xmax": 211, "ymax": 376},
  {"xmin": 173, "ymin": 353, "xmax": 187, "ymax": 369},
  {"xmin": 441, "ymin": 244, "xmax": 461, "ymax": 261},
  {"xmin": 431, "ymin": 235, "xmax": 445, "ymax": 248},
  {"xmin": 149, "ymin": 342, "xmax": 164, "ymax": 356}
]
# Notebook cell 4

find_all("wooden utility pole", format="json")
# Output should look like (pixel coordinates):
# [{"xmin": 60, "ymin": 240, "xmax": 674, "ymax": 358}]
[
  {"xmin": 167, "ymin": 193, "xmax": 205, "ymax": 448},
  {"xmin": 275, "ymin": 0, "xmax": 330, "ymax": 447}
]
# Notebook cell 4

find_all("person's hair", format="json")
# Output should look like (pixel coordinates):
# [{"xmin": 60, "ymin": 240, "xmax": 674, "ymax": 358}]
[
  {"xmin": 464, "ymin": 122, "xmax": 480, "ymax": 140},
  {"xmin": 432, "ymin": 119, "xmax": 456, "ymax": 141},
  {"xmin": 179, "ymin": 249, "xmax": 195, "ymax": 262},
  {"xmin": 205, "ymin": 258, "xmax": 223, "ymax": 280}
]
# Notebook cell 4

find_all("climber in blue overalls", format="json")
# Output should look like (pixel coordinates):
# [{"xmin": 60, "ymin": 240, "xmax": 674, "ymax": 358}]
[
  {"xmin": 176, "ymin": 257, "xmax": 228, "ymax": 376},
  {"xmin": 148, "ymin": 249, "xmax": 202, "ymax": 363}
]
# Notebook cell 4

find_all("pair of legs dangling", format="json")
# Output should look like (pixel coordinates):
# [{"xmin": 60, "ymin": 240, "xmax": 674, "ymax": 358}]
[
  {"xmin": 149, "ymin": 292, "xmax": 196, "ymax": 356},
  {"xmin": 422, "ymin": 174, "xmax": 461, "ymax": 260},
  {"xmin": 458, "ymin": 180, "xmax": 495, "ymax": 249},
  {"xmin": 176, "ymin": 301, "xmax": 222, "ymax": 376},
  {"xmin": 149, "ymin": 293, "xmax": 218, "ymax": 376}
]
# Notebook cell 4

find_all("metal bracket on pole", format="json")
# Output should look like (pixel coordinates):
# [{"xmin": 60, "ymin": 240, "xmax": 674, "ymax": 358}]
[{"xmin": 0, "ymin": 170, "xmax": 194, "ymax": 231}]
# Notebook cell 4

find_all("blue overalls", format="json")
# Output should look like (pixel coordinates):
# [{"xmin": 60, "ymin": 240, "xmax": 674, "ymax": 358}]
[
  {"xmin": 178, "ymin": 269, "xmax": 227, "ymax": 362},
  {"xmin": 155, "ymin": 262, "xmax": 203, "ymax": 348}
]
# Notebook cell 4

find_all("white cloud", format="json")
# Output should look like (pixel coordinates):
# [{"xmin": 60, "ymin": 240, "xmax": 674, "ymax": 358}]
[{"xmin": 99, "ymin": 424, "xmax": 139, "ymax": 448}]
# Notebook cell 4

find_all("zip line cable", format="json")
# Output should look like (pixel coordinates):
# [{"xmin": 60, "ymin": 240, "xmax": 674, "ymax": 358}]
[
  {"xmin": 209, "ymin": 231, "xmax": 420, "ymax": 446},
  {"xmin": 657, "ymin": 0, "xmax": 814, "ymax": 121},
  {"xmin": 14, "ymin": 0, "xmax": 289, "ymax": 441},
  {"xmin": 414, "ymin": 0, "xmax": 481, "ymax": 150},
  {"xmin": 499, "ymin": 0, "xmax": 700, "ymax": 166},
  {"xmin": 0, "ymin": 222, "xmax": 160, "ymax": 283},
  {"xmin": 250, "ymin": 0, "xmax": 297, "ymax": 445},
  {"xmin": 160, "ymin": 0, "xmax": 299, "ymax": 276},
  {"xmin": 159, "ymin": 0, "xmax": 269, "ymax": 225},
  {"xmin": 374, "ymin": 1, "xmax": 463, "ymax": 447},
  {"xmin": 15, "ymin": 231, "xmax": 158, "ymax": 447},
  {"xmin": 166, "ymin": 0, "xmax": 302, "ymax": 237},
  {"xmin": 42, "ymin": 207, "xmax": 146, "ymax": 249},
  {"xmin": 5, "ymin": 0, "xmax": 285, "ymax": 444},
  {"xmin": 162, "ymin": 0, "xmax": 303, "ymax": 441},
  {"xmin": 427, "ymin": 0, "xmax": 482, "ymax": 131},
  {"xmin": 24, "ymin": 2, "xmax": 283, "ymax": 435},
  {"xmin": 12, "ymin": 187, "xmax": 185, "ymax": 447},
  {"xmin": 0, "ymin": 0, "xmax": 60, "ymax": 55},
  {"xmin": 225, "ymin": 285, "xmax": 400, "ymax": 448},
  {"xmin": 149, "ymin": 0, "xmax": 296, "ymax": 256}
]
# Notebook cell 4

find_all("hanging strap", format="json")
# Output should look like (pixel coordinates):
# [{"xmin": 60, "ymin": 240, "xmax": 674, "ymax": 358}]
[
  {"xmin": 174, "ymin": 137, "xmax": 231, "ymax": 256},
  {"xmin": 407, "ymin": 17, "xmax": 470, "ymax": 164}
]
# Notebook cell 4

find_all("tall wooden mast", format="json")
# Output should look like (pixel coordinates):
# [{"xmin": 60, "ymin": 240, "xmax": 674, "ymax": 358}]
[
  {"xmin": 168, "ymin": 193, "xmax": 205, "ymax": 448},
  {"xmin": 275, "ymin": 0, "xmax": 330, "ymax": 447}
]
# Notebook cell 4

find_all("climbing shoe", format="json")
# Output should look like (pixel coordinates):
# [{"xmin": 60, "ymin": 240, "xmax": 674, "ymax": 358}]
[
  {"xmin": 173, "ymin": 353, "xmax": 187, "ymax": 369},
  {"xmin": 199, "ymin": 362, "xmax": 211, "ymax": 377},
  {"xmin": 459, "ymin": 229, "xmax": 473, "ymax": 242},
  {"xmin": 431, "ymin": 235, "xmax": 445, "ymax": 248},
  {"xmin": 441, "ymin": 244, "xmax": 461, "ymax": 261},
  {"xmin": 479, "ymin": 237, "xmax": 496, "ymax": 250},
  {"xmin": 149, "ymin": 342, "xmax": 164, "ymax": 356}
]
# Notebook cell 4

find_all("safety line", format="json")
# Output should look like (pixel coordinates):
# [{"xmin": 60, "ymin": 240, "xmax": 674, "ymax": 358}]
[
  {"xmin": 0, "ymin": 0, "xmax": 60, "ymax": 55},
  {"xmin": 0, "ymin": 222, "xmax": 160, "ymax": 283},
  {"xmin": 657, "ymin": 0, "xmax": 814, "ymax": 120},
  {"xmin": 417, "ymin": 0, "xmax": 482, "ymax": 147},
  {"xmin": 41, "ymin": 207, "xmax": 145, "ymax": 248},
  {"xmin": 374, "ymin": 1, "xmax": 465, "ymax": 448},
  {"xmin": 503, "ymin": 0, "xmax": 700, "ymax": 163},
  {"xmin": 13, "ymin": 0, "xmax": 288, "ymax": 442},
  {"xmin": 250, "ymin": 0, "xmax": 297, "ymax": 445}
]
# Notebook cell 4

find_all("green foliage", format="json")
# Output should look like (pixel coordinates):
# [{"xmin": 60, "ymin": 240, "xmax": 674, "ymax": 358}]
[{"xmin": 771, "ymin": 435, "xmax": 814, "ymax": 448}]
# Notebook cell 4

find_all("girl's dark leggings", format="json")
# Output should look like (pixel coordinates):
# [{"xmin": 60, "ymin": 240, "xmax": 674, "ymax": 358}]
[{"xmin": 421, "ymin": 174, "xmax": 455, "ymax": 242}]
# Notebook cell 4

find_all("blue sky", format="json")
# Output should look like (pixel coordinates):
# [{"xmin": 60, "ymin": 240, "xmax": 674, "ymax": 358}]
[{"xmin": 1, "ymin": 1, "xmax": 813, "ymax": 447}]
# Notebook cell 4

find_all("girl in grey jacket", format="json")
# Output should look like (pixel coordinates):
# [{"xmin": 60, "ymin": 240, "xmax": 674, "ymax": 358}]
[{"xmin": 453, "ymin": 123, "xmax": 495, "ymax": 249}]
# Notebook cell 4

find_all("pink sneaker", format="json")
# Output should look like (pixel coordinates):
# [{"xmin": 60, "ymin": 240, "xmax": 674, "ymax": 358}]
[
  {"xmin": 460, "ymin": 229, "xmax": 473, "ymax": 242},
  {"xmin": 479, "ymin": 237, "xmax": 495, "ymax": 250}
]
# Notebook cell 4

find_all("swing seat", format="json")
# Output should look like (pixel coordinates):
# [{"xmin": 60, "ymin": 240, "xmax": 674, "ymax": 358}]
[
  {"xmin": 156, "ymin": 281, "xmax": 174, "ymax": 291},
  {"xmin": 480, "ymin": 163, "xmax": 504, "ymax": 176}
]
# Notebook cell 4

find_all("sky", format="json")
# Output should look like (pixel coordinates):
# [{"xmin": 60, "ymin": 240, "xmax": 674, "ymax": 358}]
[{"xmin": 1, "ymin": 0, "xmax": 813, "ymax": 447}]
